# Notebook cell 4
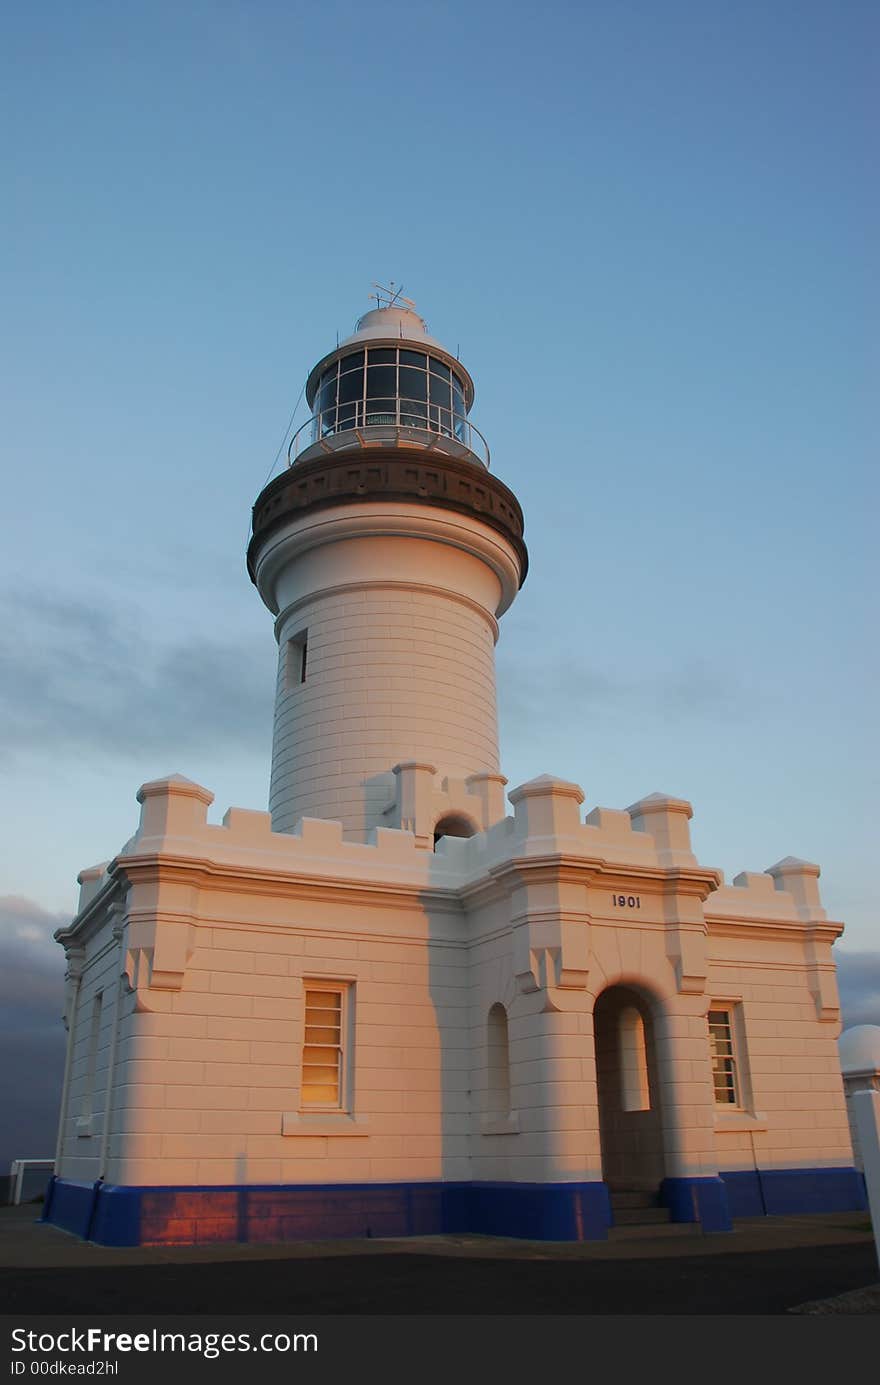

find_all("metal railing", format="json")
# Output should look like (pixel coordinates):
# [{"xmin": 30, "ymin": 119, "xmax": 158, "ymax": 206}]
[
  {"xmin": 7, "ymin": 1159, "xmax": 54, "ymax": 1205},
  {"xmin": 288, "ymin": 398, "xmax": 490, "ymax": 469}
]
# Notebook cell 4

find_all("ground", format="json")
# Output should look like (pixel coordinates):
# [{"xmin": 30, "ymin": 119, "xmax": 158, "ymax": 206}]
[{"xmin": 1, "ymin": 1204, "xmax": 876, "ymax": 1315}]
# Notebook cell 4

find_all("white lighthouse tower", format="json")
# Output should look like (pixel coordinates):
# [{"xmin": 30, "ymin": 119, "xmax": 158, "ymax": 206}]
[
  {"xmin": 248, "ymin": 295, "xmax": 526, "ymax": 842},
  {"xmin": 46, "ymin": 293, "xmax": 865, "ymax": 1248}
]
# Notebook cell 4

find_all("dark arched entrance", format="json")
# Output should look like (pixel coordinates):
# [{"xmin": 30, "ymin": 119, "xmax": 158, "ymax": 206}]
[
  {"xmin": 594, "ymin": 984, "xmax": 666, "ymax": 1192},
  {"xmin": 432, "ymin": 814, "xmax": 476, "ymax": 849}
]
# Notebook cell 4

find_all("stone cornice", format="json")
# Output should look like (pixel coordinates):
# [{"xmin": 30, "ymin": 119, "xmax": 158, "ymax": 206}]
[
  {"xmin": 705, "ymin": 914, "xmax": 844, "ymax": 943},
  {"xmin": 113, "ymin": 849, "xmax": 465, "ymax": 917},
  {"xmin": 482, "ymin": 852, "xmax": 722, "ymax": 900},
  {"xmin": 54, "ymin": 873, "xmax": 123, "ymax": 947}
]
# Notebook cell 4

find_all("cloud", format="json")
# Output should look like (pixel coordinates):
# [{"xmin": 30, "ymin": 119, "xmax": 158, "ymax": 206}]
[
  {"xmin": 0, "ymin": 591, "xmax": 275, "ymax": 763},
  {"xmin": 835, "ymin": 949, "xmax": 880, "ymax": 1029},
  {"xmin": 0, "ymin": 896, "xmax": 70, "ymax": 1169},
  {"xmin": 497, "ymin": 650, "xmax": 750, "ymax": 737}
]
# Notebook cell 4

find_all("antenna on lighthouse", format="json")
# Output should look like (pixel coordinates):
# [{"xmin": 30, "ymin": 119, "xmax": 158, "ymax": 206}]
[{"xmin": 371, "ymin": 280, "xmax": 417, "ymax": 312}]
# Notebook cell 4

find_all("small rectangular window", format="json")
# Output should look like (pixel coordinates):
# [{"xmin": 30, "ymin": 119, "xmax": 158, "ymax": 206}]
[
  {"xmin": 301, "ymin": 983, "xmax": 349, "ymax": 1110},
  {"xmin": 708, "ymin": 1008, "xmax": 740, "ymax": 1106},
  {"xmin": 285, "ymin": 630, "xmax": 308, "ymax": 689}
]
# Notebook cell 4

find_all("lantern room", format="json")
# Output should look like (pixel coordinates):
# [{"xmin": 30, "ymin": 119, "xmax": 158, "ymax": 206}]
[{"xmin": 290, "ymin": 301, "xmax": 490, "ymax": 467}]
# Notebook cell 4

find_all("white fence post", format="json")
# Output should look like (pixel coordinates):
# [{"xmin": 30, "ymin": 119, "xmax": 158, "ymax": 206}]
[{"xmin": 840, "ymin": 1025, "xmax": 880, "ymax": 1272}]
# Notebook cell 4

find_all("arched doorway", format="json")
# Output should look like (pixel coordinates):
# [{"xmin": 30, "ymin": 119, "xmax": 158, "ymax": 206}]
[
  {"xmin": 594, "ymin": 984, "xmax": 665, "ymax": 1192},
  {"xmin": 433, "ymin": 814, "xmax": 476, "ymax": 849}
]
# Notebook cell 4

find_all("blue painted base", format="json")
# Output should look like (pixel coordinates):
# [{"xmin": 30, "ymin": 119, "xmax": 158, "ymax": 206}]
[
  {"xmin": 42, "ymin": 1166, "xmax": 865, "ymax": 1247},
  {"xmin": 42, "ymin": 1178, "xmax": 612, "ymax": 1247},
  {"xmin": 40, "ymin": 1177, "xmax": 101, "ymax": 1239},
  {"xmin": 720, "ymin": 1166, "xmax": 868, "ymax": 1218},
  {"xmin": 660, "ymin": 1176, "xmax": 733, "ymax": 1232},
  {"xmin": 464, "ymin": 1181, "xmax": 612, "ymax": 1242}
]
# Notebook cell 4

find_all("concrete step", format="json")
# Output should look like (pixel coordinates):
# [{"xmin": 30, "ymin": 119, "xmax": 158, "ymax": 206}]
[
  {"xmin": 609, "ymin": 1190, "xmax": 659, "ymax": 1211},
  {"xmin": 611, "ymin": 1206, "xmax": 671, "ymax": 1226}
]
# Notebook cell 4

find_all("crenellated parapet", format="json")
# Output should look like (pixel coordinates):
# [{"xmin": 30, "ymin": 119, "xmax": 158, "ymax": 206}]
[
  {"xmin": 706, "ymin": 855, "xmax": 841, "ymax": 1022},
  {"xmin": 62, "ymin": 771, "xmax": 844, "ymax": 1025}
]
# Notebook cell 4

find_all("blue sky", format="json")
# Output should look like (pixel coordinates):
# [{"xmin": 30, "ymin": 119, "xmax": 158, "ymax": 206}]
[{"xmin": 1, "ymin": 2, "xmax": 877, "ymax": 1158}]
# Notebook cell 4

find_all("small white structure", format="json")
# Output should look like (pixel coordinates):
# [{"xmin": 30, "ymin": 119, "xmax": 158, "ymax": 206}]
[
  {"xmin": 8, "ymin": 1160, "xmax": 54, "ymax": 1206},
  {"xmin": 839, "ymin": 1026, "xmax": 880, "ymax": 1268},
  {"xmin": 45, "ymin": 300, "xmax": 866, "ymax": 1245}
]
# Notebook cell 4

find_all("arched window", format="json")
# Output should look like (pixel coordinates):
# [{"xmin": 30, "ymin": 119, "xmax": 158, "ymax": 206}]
[
  {"xmin": 619, "ymin": 1005, "xmax": 650, "ymax": 1112},
  {"xmin": 487, "ymin": 1003, "xmax": 511, "ymax": 1115},
  {"xmin": 433, "ymin": 814, "xmax": 476, "ymax": 849}
]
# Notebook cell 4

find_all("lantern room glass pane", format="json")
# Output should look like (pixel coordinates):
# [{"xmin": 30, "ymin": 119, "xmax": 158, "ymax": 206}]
[
  {"xmin": 429, "ymin": 377, "xmax": 451, "ymax": 410},
  {"xmin": 399, "ymin": 367, "xmax": 427, "ymax": 402},
  {"xmin": 452, "ymin": 385, "xmax": 466, "ymax": 440},
  {"xmin": 400, "ymin": 399, "xmax": 428, "ymax": 427},
  {"xmin": 429, "ymin": 358, "xmax": 450, "ymax": 380},
  {"xmin": 338, "ymin": 368, "xmax": 363, "ymax": 405},
  {"xmin": 400, "ymin": 349, "xmax": 426, "ymax": 369},
  {"xmin": 430, "ymin": 405, "xmax": 453, "ymax": 436},
  {"xmin": 368, "ymin": 347, "xmax": 396, "ymax": 364},
  {"xmin": 318, "ymin": 381, "xmax": 337, "ymax": 422},
  {"xmin": 339, "ymin": 350, "xmax": 364, "ymax": 375},
  {"xmin": 367, "ymin": 364, "xmax": 396, "ymax": 399}
]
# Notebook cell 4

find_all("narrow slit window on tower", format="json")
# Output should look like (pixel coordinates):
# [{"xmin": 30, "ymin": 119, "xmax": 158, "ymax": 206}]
[{"xmin": 285, "ymin": 630, "xmax": 308, "ymax": 689}]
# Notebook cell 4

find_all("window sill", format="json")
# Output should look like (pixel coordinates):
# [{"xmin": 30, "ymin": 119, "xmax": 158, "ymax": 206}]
[
  {"xmin": 75, "ymin": 1116, "xmax": 94, "ymax": 1138},
  {"xmin": 480, "ymin": 1112, "xmax": 520, "ymax": 1136},
  {"xmin": 281, "ymin": 1112, "xmax": 370, "ymax": 1138},
  {"xmin": 713, "ymin": 1110, "xmax": 767, "ymax": 1132}
]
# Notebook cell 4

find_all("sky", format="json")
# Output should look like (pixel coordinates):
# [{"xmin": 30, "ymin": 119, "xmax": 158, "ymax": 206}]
[{"xmin": 1, "ymin": 0, "xmax": 877, "ymax": 1166}]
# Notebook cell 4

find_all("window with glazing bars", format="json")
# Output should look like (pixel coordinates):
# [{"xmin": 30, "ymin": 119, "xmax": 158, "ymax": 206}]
[
  {"xmin": 314, "ymin": 347, "xmax": 468, "ymax": 440},
  {"xmin": 708, "ymin": 1008, "xmax": 740, "ymax": 1105},
  {"xmin": 301, "ymin": 985, "xmax": 347, "ymax": 1109}
]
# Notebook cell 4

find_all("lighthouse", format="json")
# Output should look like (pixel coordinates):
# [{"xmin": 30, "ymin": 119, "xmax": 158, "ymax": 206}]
[
  {"xmin": 47, "ymin": 293, "xmax": 865, "ymax": 1247},
  {"xmin": 248, "ymin": 296, "xmax": 526, "ymax": 841}
]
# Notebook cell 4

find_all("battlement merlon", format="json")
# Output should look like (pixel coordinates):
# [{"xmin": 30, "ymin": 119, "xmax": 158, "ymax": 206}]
[{"xmin": 627, "ymin": 793, "xmax": 695, "ymax": 863}]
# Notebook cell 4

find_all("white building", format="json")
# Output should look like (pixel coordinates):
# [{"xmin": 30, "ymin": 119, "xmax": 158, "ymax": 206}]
[{"xmin": 46, "ymin": 300, "xmax": 865, "ymax": 1245}]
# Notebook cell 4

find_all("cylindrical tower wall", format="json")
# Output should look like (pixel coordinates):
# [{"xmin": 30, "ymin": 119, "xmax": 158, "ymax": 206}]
[
  {"xmin": 250, "ymin": 471, "xmax": 526, "ymax": 839},
  {"xmin": 270, "ymin": 570, "xmax": 501, "ymax": 836}
]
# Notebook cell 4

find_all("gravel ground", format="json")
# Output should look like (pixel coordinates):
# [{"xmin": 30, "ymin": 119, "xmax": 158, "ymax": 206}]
[{"xmin": 789, "ymin": 1282, "xmax": 880, "ymax": 1314}]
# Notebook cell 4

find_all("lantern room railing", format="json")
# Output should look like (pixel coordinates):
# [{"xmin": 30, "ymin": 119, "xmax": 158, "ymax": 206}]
[{"xmin": 288, "ymin": 398, "xmax": 490, "ymax": 469}]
